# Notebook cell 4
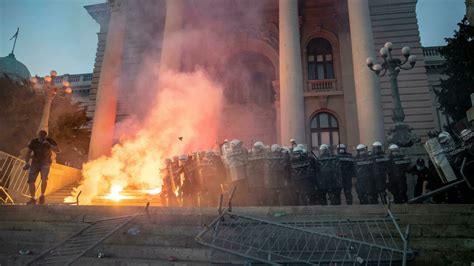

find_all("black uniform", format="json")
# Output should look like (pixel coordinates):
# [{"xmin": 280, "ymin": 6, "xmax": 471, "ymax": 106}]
[
  {"xmin": 372, "ymin": 152, "xmax": 390, "ymax": 204},
  {"xmin": 264, "ymin": 151, "xmax": 290, "ymax": 206},
  {"xmin": 289, "ymin": 151, "xmax": 317, "ymax": 205},
  {"xmin": 161, "ymin": 163, "xmax": 178, "ymax": 206},
  {"xmin": 316, "ymin": 153, "xmax": 342, "ymax": 205},
  {"xmin": 337, "ymin": 152, "xmax": 355, "ymax": 205},
  {"xmin": 388, "ymin": 154, "xmax": 410, "ymax": 203},
  {"xmin": 200, "ymin": 154, "xmax": 226, "ymax": 207},
  {"xmin": 246, "ymin": 149, "xmax": 267, "ymax": 206},
  {"xmin": 226, "ymin": 145, "xmax": 248, "ymax": 205},
  {"xmin": 354, "ymin": 153, "xmax": 374, "ymax": 204},
  {"xmin": 180, "ymin": 158, "xmax": 200, "ymax": 207}
]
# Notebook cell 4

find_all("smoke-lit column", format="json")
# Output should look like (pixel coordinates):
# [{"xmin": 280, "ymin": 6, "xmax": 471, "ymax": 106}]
[
  {"xmin": 348, "ymin": 0, "xmax": 385, "ymax": 144},
  {"xmin": 278, "ymin": 0, "xmax": 306, "ymax": 145},
  {"xmin": 88, "ymin": 0, "xmax": 125, "ymax": 160},
  {"xmin": 159, "ymin": 0, "xmax": 184, "ymax": 73}
]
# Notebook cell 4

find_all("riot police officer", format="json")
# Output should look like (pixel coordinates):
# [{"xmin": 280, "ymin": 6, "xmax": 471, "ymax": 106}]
[
  {"xmin": 264, "ymin": 144, "xmax": 290, "ymax": 206},
  {"xmin": 354, "ymin": 144, "xmax": 374, "ymax": 204},
  {"xmin": 225, "ymin": 139, "xmax": 248, "ymax": 205},
  {"xmin": 387, "ymin": 144, "xmax": 410, "ymax": 203},
  {"xmin": 372, "ymin": 141, "xmax": 389, "ymax": 204},
  {"xmin": 199, "ymin": 150, "xmax": 227, "ymax": 207},
  {"xmin": 289, "ymin": 145, "xmax": 317, "ymax": 205},
  {"xmin": 246, "ymin": 141, "xmax": 267, "ymax": 206},
  {"xmin": 179, "ymin": 155, "xmax": 199, "ymax": 207},
  {"xmin": 161, "ymin": 158, "xmax": 178, "ymax": 206},
  {"xmin": 336, "ymin": 144, "xmax": 355, "ymax": 205},
  {"xmin": 316, "ymin": 144, "xmax": 342, "ymax": 205}
]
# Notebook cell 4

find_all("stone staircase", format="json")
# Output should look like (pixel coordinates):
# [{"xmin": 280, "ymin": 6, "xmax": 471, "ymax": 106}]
[
  {"xmin": 0, "ymin": 205, "xmax": 473, "ymax": 265},
  {"xmin": 45, "ymin": 182, "xmax": 79, "ymax": 204}
]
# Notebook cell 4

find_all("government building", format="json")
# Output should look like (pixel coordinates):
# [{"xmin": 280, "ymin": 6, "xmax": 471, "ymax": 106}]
[{"xmin": 84, "ymin": 0, "xmax": 439, "ymax": 159}]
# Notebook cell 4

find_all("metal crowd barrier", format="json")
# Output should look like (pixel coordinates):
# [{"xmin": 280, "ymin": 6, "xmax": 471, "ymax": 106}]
[{"xmin": 0, "ymin": 150, "xmax": 40, "ymax": 204}]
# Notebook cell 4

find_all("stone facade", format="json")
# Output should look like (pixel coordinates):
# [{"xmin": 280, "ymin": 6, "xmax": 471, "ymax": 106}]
[{"xmin": 85, "ymin": 0, "xmax": 436, "ymax": 158}]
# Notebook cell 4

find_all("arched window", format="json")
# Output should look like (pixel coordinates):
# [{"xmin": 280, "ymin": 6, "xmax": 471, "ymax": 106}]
[
  {"xmin": 310, "ymin": 112, "xmax": 339, "ymax": 151},
  {"xmin": 307, "ymin": 38, "xmax": 334, "ymax": 80}
]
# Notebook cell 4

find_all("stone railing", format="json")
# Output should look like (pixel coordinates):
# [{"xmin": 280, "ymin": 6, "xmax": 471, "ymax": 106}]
[
  {"xmin": 306, "ymin": 79, "xmax": 338, "ymax": 93},
  {"xmin": 422, "ymin": 46, "xmax": 443, "ymax": 57}
]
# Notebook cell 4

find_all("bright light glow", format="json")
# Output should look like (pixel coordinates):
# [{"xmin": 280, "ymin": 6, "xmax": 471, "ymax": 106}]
[
  {"xmin": 30, "ymin": 77, "xmax": 38, "ymax": 84},
  {"xmin": 64, "ymin": 70, "xmax": 224, "ymax": 205},
  {"xmin": 104, "ymin": 184, "xmax": 124, "ymax": 201},
  {"xmin": 44, "ymin": 76, "xmax": 52, "ymax": 82},
  {"xmin": 145, "ymin": 188, "xmax": 162, "ymax": 195},
  {"xmin": 63, "ymin": 81, "xmax": 70, "ymax": 87},
  {"xmin": 64, "ymin": 87, "xmax": 72, "ymax": 94}
]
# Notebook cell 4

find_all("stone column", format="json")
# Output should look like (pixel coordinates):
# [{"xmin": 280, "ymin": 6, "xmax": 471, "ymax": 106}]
[
  {"xmin": 88, "ymin": 1, "xmax": 125, "ymax": 160},
  {"xmin": 347, "ymin": 0, "xmax": 385, "ymax": 145},
  {"xmin": 279, "ymin": 0, "xmax": 306, "ymax": 145},
  {"xmin": 159, "ymin": 0, "xmax": 184, "ymax": 73}
]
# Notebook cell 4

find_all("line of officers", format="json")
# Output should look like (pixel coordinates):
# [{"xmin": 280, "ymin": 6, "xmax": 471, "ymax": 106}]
[{"xmin": 158, "ymin": 139, "xmax": 411, "ymax": 207}]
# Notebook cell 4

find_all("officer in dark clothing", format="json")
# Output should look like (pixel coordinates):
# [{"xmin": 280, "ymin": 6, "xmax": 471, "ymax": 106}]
[
  {"xmin": 316, "ymin": 144, "xmax": 342, "ymax": 205},
  {"xmin": 289, "ymin": 145, "xmax": 317, "ymax": 206},
  {"xmin": 387, "ymin": 144, "xmax": 410, "ymax": 203},
  {"xmin": 161, "ymin": 158, "xmax": 178, "ymax": 206},
  {"xmin": 264, "ymin": 144, "xmax": 290, "ymax": 206},
  {"xmin": 410, "ymin": 158, "xmax": 431, "ymax": 198},
  {"xmin": 246, "ymin": 142, "xmax": 267, "ymax": 206},
  {"xmin": 372, "ymin": 141, "xmax": 389, "ymax": 204},
  {"xmin": 354, "ymin": 144, "xmax": 374, "ymax": 204},
  {"xmin": 23, "ymin": 130, "xmax": 59, "ymax": 205},
  {"xmin": 336, "ymin": 144, "xmax": 355, "ymax": 205},
  {"xmin": 200, "ymin": 150, "xmax": 227, "ymax": 207},
  {"xmin": 179, "ymin": 155, "xmax": 199, "ymax": 207}
]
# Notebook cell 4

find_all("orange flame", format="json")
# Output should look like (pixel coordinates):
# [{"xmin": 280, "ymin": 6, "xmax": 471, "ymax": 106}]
[{"xmin": 65, "ymin": 70, "xmax": 224, "ymax": 204}]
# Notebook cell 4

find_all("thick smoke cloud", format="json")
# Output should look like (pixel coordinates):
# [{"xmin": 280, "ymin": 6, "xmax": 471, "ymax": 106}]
[{"xmin": 67, "ymin": 0, "xmax": 275, "ymax": 203}]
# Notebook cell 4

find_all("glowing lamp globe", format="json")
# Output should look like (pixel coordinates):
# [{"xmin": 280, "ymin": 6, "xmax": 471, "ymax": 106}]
[
  {"xmin": 44, "ymin": 75, "xmax": 52, "ymax": 82},
  {"xmin": 62, "ymin": 81, "xmax": 70, "ymax": 87},
  {"xmin": 64, "ymin": 87, "xmax": 72, "ymax": 94}
]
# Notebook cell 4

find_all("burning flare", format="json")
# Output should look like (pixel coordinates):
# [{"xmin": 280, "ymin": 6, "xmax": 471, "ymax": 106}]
[{"xmin": 65, "ymin": 70, "xmax": 224, "ymax": 204}]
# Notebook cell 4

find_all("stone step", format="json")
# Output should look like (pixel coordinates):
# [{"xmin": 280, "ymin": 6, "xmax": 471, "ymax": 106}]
[
  {"xmin": 75, "ymin": 256, "xmax": 214, "ymax": 266},
  {"xmin": 87, "ymin": 244, "xmax": 211, "ymax": 262}
]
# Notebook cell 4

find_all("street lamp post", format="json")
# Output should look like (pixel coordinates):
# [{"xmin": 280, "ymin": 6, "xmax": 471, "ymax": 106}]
[
  {"xmin": 30, "ymin": 70, "xmax": 72, "ymax": 133},
  {"xmin": 366, "ymin": 42, "xmax": 420, "ymax": 147}
]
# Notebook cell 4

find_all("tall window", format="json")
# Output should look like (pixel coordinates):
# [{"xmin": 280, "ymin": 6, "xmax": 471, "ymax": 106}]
[
  {"xmin": 310, "ymin": 112, "xmax": 339, "ymax": 151},
  {"xmin": 307, "ymin": 38, "xmax": 334, "ymax": 80}
]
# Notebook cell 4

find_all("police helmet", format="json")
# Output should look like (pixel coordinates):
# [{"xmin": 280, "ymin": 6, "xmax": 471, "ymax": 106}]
[
  {"xmin": 319, "ymin": 144, "xmax": 329, "ymax": 151},
  {"xmin": 388, "ymin": 144, "xmax": 399, "ymax": 151},
  {"xmin": 438, "ymin": 132, "xmax": 452, "ymax": 144},
  {"xmin": 372, "ymin": 141, "xmax": 382, "ymax": 147},
  {"xmin": 292, "ymin": 146, "xmax": 304, "ymax": 153},
  {"xmin": 230, "ymin": 139, "xmax": 242, "ymax": 148},
  {"xmin": 253, "ymin": 141, "xmax": 265, "ymax": 150},
  {"xmin": 356, "ymin": 144, "xmax": 367, "ymax": 151},
  {"xmin": 271, "ymin": 144, "xmax": 281, "ymax": 153}
]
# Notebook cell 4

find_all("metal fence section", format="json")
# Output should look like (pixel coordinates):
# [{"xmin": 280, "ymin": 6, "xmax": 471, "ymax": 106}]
[
  {"xmin": 27, "ymin": 214, "xmax": 139, "ymax": 265},
  {"xmin": 196, "ymin": 209, "xmax": 412, "ymax": 265},
  {"xmin": 0, "ymin": 150, "xmax": 41, "ymax": 203}
]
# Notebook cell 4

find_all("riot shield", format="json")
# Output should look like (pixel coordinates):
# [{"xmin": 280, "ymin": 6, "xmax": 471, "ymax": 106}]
[{"xmin": 425, "ymin": 138, "xmax": 457, "ymax": 183}]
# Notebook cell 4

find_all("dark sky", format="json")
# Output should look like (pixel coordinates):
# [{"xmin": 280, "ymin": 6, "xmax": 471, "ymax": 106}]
[{"xmin": 0, "ymin": 0, "xmax": 466, "ymax": 76}]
